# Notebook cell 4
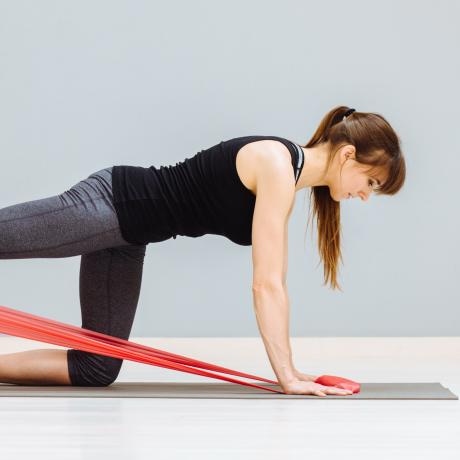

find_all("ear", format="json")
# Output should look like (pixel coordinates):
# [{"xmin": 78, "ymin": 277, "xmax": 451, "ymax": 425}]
[{"xmin": 341, "ymin": 144, "xmax": 356, "ymax": 162}]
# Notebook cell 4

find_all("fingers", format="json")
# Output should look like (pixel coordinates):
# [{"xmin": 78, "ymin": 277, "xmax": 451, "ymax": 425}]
[{"xmin": 316, "ymin": 386, "xmax": 353, "ymax": 397}]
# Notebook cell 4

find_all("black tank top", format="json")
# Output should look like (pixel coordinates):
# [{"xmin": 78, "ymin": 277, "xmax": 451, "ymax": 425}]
[{"xmin": 111, "ymin": 135, "xmax": 305, "ymax": 246}]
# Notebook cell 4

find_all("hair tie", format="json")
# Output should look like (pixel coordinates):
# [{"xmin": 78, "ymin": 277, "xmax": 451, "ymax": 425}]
[{"xmin": 343, "ymin": 108, "xmax": 356, "ymax": 121}]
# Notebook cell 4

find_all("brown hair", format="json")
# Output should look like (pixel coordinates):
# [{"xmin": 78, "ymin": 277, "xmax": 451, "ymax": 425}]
[{"xmin": 301, "ymin": 105, "xmax": 406, "ymax": 291}]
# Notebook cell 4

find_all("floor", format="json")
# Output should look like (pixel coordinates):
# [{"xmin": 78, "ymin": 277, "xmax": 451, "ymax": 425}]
[{"xmin": 0, "ymin": 337, "xmax": 458, "ymax": 459}]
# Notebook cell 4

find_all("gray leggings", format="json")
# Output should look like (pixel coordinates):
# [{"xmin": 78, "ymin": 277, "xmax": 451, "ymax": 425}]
[{"xmin": 0, "ymin": 167, "xmax": 147, "ymax": 386}]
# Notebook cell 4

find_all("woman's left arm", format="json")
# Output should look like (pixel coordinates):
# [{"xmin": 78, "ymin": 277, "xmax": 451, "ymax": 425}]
[{"xmin": 283, "ymin": 230, "xmax": 318, "ymax": 383}]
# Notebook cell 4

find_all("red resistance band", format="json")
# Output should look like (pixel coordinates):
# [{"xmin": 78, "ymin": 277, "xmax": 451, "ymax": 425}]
[{"xmin": 0, "ymin": 305, "xmax": 360, "ymax": 394}]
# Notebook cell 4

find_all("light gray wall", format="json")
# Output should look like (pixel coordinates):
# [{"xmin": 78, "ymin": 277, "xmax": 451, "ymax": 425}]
[{"xmin": 0, "ymin": 0, "xmax": 458, "ymax": 337}]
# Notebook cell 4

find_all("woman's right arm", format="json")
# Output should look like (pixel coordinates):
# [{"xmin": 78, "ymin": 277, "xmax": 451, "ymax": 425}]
[
  {"xmin": 252, "ymin": 283, "xmax": 297, "ymax": 387},
  {"xmin": 252, "ymin": 285, "xmax": 352, "ymax": 396},
  {"xmin": 249, "ymin": 147, "xmax": 299, "ymax": 390},
  {"xmin": 250, "ymin": 146, "xmax": 353, "ymax": 397}
]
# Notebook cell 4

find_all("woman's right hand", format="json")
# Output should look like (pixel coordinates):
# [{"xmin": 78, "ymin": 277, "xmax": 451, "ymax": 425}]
[{"xmin": 282, "ymin": 379, "xmax": 354, "ymax": 397}]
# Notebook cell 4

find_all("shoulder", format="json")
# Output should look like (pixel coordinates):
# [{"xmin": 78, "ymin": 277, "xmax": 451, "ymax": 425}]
[
  {"xmin": 250, "ymin": 139, "xmax": 292, "ymax": 163},
  {"xmin": 253, "ymin": 140, "xmax": 294, "ymax": 183},
  {"xmin": 235, "ymin": 138, "xmax": 294, "ymax": 196},
  {"xmin": 252, "ymin": 141, "xmax": 296, "ymax": 222}
]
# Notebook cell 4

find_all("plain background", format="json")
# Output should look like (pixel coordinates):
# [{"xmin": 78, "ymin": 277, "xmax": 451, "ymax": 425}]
[{"xmin": 0, "ymin": 0, "xmax": 458, "ymax": 337}]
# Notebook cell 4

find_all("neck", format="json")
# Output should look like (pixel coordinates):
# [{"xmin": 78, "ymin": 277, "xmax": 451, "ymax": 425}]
[{"xmin": 295, "ymin": 142, "xmax": 333, "ymax": 192}]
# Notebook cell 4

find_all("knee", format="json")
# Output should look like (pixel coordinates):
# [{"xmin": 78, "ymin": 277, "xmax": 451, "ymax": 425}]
[
  {"xmin": 67, "ymin": 349, "xmax": 123, "ymax": 387},
  {"xmin": 110, "ymin": 244, "xmax": 147, "ymax": 264}
]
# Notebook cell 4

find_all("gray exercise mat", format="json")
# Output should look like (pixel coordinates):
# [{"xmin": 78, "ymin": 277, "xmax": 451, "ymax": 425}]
[{"xmin": 0, "ymin": 382, "xmax": 457, "ymax": 399}]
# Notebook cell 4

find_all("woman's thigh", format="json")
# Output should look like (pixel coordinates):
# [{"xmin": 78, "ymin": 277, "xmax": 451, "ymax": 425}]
[
  {"xmin": 0, "ymin": 167, "xmax": 128, "ymax": 259},
  {"xmin": 68, "ymin": 242, "xmax": 147, "ymax": 386}
]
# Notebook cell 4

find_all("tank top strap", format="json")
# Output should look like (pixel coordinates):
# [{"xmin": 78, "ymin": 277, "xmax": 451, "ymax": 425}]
[{"xmin": 287, "ymin": 141, "xmax": 304, "ymax": 185}]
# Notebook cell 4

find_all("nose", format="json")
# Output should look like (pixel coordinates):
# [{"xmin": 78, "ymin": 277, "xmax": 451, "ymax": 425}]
[
  {"xmin": 358, "ymin": 191, "xmax": 370, "ymax": 201},
  {"xmin": 358, "ymin": 182, "xmax": 375, "ymax": 201}
]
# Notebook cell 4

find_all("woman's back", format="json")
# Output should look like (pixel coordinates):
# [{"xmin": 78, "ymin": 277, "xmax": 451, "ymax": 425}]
[{"xmin": 111, "ymin": 135, "xmax": 304, "ymax": 246}]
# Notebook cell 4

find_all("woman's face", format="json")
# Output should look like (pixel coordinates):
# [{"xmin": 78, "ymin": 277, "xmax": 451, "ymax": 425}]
[{"xmin": 329, "ymin": 145, "xmax": 385, "ymax": 202}]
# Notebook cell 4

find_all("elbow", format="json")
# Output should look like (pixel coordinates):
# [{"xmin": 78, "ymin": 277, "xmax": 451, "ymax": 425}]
[{"xmin": 252, "ymin": 280, "xmax": 286, "ymax": 293}]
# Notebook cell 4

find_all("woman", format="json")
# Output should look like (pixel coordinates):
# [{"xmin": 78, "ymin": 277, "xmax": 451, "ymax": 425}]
[{"xmin": 0, "ymin": 106, "xmax": 406, "ymax": 396}]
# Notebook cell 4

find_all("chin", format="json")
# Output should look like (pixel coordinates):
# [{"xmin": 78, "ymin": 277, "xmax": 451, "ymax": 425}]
[{"xmin": 329, "ymin": 189, "xmax": 342, "ymax": 203}]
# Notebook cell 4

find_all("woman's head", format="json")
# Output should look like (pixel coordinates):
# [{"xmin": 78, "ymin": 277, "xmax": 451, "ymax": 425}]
[
  {"xmin": 302, "ymin": 105, "xmax": 406, "ymax": 291},
  {"xmin": 323, "ymin": 143, "xmax": 388, "ymax": 202}
]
